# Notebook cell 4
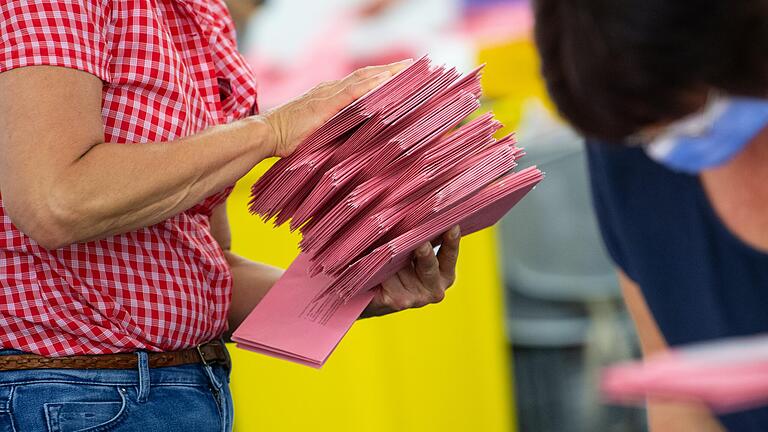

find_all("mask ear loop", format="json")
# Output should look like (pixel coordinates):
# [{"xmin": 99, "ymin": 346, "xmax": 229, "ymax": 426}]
[
  {"xmin": 624, "ymin": 89, "xmax": 727, "ymax": 148},
  {"xmin": 669, "ymin": 90, "xmax": 729, "ymax": 138}
]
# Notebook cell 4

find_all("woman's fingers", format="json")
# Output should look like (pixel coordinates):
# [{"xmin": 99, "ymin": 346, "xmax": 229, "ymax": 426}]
[
  {"xmin": 437, "ymin": 225, "xmax": 460, "ymax": 285},
  {"xmin": 263, "ymin": 60, "xmax": 413, "ymax": 158},
  {"xmin": 341, "ymin": 59, "xmax": 412, "ymax": 86},
  {"xmin": 413, "ymin": 241, "xmax": 443, "ymax": 294},
  {"xmin": 400, "ymin": 264, "xmax": 445, "ymax": 307},
  {"xmin": 312, "ymin": 59, "xmax": 412, "ymax": 99},
  {"xmin": 361, "ymin": 227, "xmax": 460, "ymax": 318},
  {"xmin": 383, "ymin": 239, "xmax": 452, "ymax": 312},
  {"xmin": 325, "ymin": 70, "xmax": 393, "ymax": 113},
  {"xmin": 370, "ymin": 266, "xmax": 441, "ymax": 316},
  {"xmin": 379, "ymin": 272, "xmax": 409, "ymax": 310}
]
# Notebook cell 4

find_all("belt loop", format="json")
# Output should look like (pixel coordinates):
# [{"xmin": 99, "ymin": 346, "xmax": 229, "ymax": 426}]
[
  {"xmin": 219, "ymin": 337, "xmax": 232, "ymax": 376},
  {"xmin": 198, "ymin": 343, "xmax": 223, "ymax": 395},
  {"xmin": 136, "ymin": 351, "xmax": 150, "ymax": 403}
]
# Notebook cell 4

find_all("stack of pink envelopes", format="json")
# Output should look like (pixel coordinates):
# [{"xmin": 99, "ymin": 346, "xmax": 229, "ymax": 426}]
[
  {"xmin": 232, "ymin": 57, "xmax": 544, "ymax": 367},
  {"xmin": 602, "ymin": 334, "xmax": 768, "ymax": 412}
]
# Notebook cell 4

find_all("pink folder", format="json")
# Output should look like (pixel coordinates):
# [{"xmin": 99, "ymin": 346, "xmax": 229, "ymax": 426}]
[
  {"xmin": 233, "ymin": 56, "xmax": 544, "ymax": 367},
  {"xmin": 602, "ymin": 334, "xmax": 768, "ymax": 412}
]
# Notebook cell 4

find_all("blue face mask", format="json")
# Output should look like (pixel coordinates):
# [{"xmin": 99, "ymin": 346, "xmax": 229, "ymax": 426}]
[{"xmin": 640, "ymin": 95, "xmax": 768, "ymax": 174}]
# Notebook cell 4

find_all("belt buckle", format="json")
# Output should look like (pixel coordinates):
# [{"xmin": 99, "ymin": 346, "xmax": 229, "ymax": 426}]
[{"xmin": 196, "ymin": 344, "xmax": 210, "ymax": 366}]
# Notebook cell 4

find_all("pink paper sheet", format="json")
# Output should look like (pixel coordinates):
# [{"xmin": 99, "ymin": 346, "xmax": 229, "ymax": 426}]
[
  {"xmin": 602, "ymin": 334, "xmax": 768, "ymax": 412},
  {"xmin": 233, "ymin": 254, "xmax": 374, "ymax": 368}
]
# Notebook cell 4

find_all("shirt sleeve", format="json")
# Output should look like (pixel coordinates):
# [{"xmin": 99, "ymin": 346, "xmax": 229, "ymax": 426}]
[{"xmin": 0, "ymin": 0, "xmax": 111, "ymax": 81}]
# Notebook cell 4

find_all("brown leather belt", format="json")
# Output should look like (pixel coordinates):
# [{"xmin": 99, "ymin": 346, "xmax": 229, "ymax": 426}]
[{"xmin": 0, "ymin": 339, "xmax": 229, "ymax": 371}]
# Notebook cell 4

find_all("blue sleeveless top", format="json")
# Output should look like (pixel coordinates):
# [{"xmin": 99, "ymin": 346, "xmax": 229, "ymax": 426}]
[{"xmin": 586, "ymin": 141, "xmax": 768, "ymax": 431}]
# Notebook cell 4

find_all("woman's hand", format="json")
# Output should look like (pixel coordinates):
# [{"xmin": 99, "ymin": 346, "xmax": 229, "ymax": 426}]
[
  {"xmin": 361, "ymin": 226, "xmax": 461, "ymax": 318},
  {"xmin": 261, "ymin": 60, "xmax": 412, "ymax": 158}
]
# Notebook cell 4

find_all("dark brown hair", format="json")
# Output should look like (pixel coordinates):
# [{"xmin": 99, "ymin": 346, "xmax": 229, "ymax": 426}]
[{"xmin": 532, "ymin": 0, "xmax": 768, "ymax": 141}]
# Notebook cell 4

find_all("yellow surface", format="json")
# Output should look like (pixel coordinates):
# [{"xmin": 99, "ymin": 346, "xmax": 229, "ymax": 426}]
[
  {"xmin": 227, "ymin": 163, "xmax": 513, "ymax": 432},
  {"xmin": 479, "ymin": 39, "xmax": 554, "ymax": 136},
  {"xmin": 225, "ymin": 38, "xmax": 549, "ymax": 432}
]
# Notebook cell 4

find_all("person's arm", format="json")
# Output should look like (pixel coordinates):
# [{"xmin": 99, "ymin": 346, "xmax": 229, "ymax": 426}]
[
  {"xmin": 209, "ymin": 204, "xmax": 284, "ymax": 333},
  {"xmin": 618, "ymin": 131, "xmax": 768, "ymax": 432},
  {"xmin": 618, "ymin": 271, "xmax": 725, "ymax": 432},
  {"xmin": 0, "ymin": 62, "xmax": 405, "ymax": 249},
  {"xmin": 210, "ymin": 202, "xmax": 461, "ymax": 330}
]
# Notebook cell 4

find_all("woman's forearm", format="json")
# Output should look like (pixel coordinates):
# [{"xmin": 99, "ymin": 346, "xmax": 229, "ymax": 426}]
[
  {"xmin": 618, "ymin": 271, "xmax": 725, "ymax": 432},
  {"xmin": 48, "ymin": 117, "xmax": 273, "ymax": 246},
  {"xmin": 0, "ymin": 62, "xmax": 406, "ymax": 249},
  {"xmin": 0, "ymin": 66, "xmax": 275, "ymax": 248},
  {"xmin": 224, "ymin": 251, "xmax": 284, "ymax": 331}
]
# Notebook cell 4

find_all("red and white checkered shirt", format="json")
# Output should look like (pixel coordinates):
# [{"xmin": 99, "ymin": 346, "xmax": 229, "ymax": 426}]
[{"xmin": 0, "ymin": 0, "xmax": 258, "ymax": 356}]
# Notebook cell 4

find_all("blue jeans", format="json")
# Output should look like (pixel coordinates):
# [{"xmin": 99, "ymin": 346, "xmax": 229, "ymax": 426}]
[{"xmin": 0, "ymin": 349, "xmax": 233, "ymax": 432}]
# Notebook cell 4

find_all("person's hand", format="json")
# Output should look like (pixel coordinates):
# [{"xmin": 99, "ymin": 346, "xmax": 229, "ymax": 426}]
[
  {"xmin": 361, "ymin": 225, "xmax": 461, "ymax": 318},
  {"xmin": 261, "ymin": 60, "xmax": 412, "ymax": 158}
]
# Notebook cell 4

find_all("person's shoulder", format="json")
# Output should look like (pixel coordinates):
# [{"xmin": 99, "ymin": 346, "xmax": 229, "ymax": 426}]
[
  {"xmin": 1, "ymin": 0, "xmax": 113, "ymax": 33},
  {"xmin": 699, "ymin": 128, "xmax": 768, "ymax": 252},
  {"xmin": 1, "ymin": 0, "xmax": 111, "ymax": 13},
  {"xmin": 0, "ymin": 0, "xmax": 114, "ymax": 82}
]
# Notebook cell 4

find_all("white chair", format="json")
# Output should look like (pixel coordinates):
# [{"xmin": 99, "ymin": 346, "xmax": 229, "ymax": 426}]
[{"xmin": 498, "ymin": 101, "xmax": 643, "ymax": 432}]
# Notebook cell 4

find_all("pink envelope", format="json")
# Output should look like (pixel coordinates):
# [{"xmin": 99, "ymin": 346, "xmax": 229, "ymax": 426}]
[
  {"xmin": 232, "ymin": 254, "xmax": 375, "ymax": 368},
  {"xmin": 602, "ymin": 334, "xmax": 768, "ymax": 412}
]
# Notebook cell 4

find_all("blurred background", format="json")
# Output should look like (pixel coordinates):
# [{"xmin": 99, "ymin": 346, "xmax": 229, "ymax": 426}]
[{"xmin": 223, "ymin": 0, "xmax": 646, "ymax": 430}]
